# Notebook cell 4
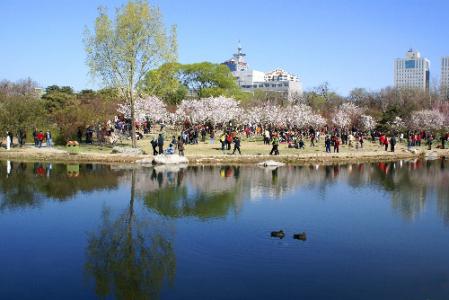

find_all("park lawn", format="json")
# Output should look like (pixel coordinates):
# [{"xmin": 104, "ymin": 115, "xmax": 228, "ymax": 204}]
[{"xmin": 133, "ymin": 137, "xmax": 411, "ymax": 157}]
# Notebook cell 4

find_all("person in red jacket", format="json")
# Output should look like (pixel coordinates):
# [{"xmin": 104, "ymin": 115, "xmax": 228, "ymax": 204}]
[
  {"xmin": 383, "ymin": 135, "xmax": 389, "ymax": 151},
  {"xmin": 37, "ymin": 131, "xmax": 44, "ymax": 148}
]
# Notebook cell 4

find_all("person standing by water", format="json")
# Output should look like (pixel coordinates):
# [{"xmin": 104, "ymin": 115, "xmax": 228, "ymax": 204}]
[
  {"xmin": 77, "ymin": 128, "xmax": 83, "ymax": 143},
  {"xmin": 157, "ymin": 133, "xmax": 164, "ymax": 155},
  {"xmin": 390, "ymin": 135, "xmax": 396, "ymax": 152},
  {"xmin": 427, "ymin": 133, "xmax": 433, "ymax": 150},
  {"xmin": 333, "ymin": 135, "xmax": 340, "ymax": 153},
  {"xmin": 177, "ymin": 136, "xmax": 185, "ymax": 156},
  {"xmin": 46, "ymin": 130, "xmax": 52, "ymax": 147},
  {"xmin": 325, "ymin": 135, "xmax": 331, "ymax": 153},
  {"xmin": 219, "ymin": 132, "xmax": 226, "ymax": 152},
  {"xmin": 33, "ymin": 127, "xmax": 38, "ymax": 147},
  {"xmin": 150, "ymin": 137, "xmax": 158, "ymax": 155},
  {"xmin": 383, "ymin": 135, "xmax": 389, "ymax": 151},
  {"xmin": 6, "ymin": 132, "xmax": 11, "ymax": 150},
  {"xmin": 37, "ymin": 131, "xmax": 44, "ymax": 148},
  {"xmin": 18, "ymin": 129, "xmax": 26, "ymax": 147},
  {"xmin": 270, "ymin": 133, "xmax": 280, "ymax": 155},
  {"xmin": 232, "ymin": 136, "xmax": 241, "ymax": 155},
  {"xmin": 209, "ymin": 130, "xmax": 215, "ymax": 144}
]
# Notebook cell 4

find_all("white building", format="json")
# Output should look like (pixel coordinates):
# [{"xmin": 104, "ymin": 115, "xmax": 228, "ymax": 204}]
[
  {"xmin": 441, "ymin": 57, "xmax": 449, "ymax": 99},
  {"xmin": 223, "ymin": 44, "xmax": 303, "ymax": 100},
  {"xmin": 394, "ymin": 49, "xmax": 430, "ymax": 91}
]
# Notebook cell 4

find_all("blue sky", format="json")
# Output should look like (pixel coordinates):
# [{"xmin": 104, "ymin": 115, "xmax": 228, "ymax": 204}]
[{"xmin": 0, "ymin": 0, "xmax": 448, "ymax": 95}]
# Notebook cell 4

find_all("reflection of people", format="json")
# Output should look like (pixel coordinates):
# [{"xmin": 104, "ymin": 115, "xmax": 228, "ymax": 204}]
[
  {"xmin": 6, "ymin": 160, "xmax": 11, "ymax": 176},
  {"xmin": 46, "ymin": 163, "xmax": 52, "ymax": 177}
]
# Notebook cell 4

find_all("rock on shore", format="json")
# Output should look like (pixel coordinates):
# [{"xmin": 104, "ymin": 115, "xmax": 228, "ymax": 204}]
[
  {"xmin": 152, "ymin": 154, "xmax": 189, "ymax": 165},
  {"xmin": 111, "ymin": 146, "xmax": 144, "ymax": 155}
]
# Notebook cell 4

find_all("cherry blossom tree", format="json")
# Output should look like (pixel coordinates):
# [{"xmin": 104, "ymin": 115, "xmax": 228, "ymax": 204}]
[
  {"xmin": 359, "ymin": 114, "xmax": 377, "ymax": 131},
  {"xmin": 408, "ymin": 109, "xmax": 445, "ymax": 131},
  {"xmin": 175, "ymin": 96, "xmax": 241, "ymax": 126},
  {"xmin": 118, "ymin": 96, "xmax": 167, "ymax": 123}
]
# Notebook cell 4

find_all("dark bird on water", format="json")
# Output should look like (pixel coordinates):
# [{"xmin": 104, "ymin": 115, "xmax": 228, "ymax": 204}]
[
  {"xmin": 271, "ymin": 230, "xmax": 285, "ymax": 239},
  {"xmin": 293, "ymin": 232, "xmax": 307, "ymax": 241}
]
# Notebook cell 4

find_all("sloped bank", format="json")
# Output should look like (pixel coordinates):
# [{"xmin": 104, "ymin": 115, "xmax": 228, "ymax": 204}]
[{"xmin": 0, "ymin": 147, "xmax": 447, "ymax": 165}]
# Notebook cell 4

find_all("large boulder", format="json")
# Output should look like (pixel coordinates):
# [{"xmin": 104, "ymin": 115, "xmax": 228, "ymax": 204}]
[
  {"xmin": 111, "ymin": 146, "xmax": 144, "ymax": 155},
  {"xmin": 152, "ymin": 154, "xmax": 189, "ymax": 165}
]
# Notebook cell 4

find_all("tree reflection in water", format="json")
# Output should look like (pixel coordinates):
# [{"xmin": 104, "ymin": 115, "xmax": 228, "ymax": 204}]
[
  {"xmin": 0, "ymin": 161, "xmax": 122, "ymax": 210},
  {"xmin": 85, "ymin": 170, "xmax": 176, "ymax": 300}
]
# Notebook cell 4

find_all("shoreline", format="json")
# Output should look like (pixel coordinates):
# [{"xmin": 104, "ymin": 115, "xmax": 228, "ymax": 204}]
[{"xmin": 0, "ymin": 147, "xmax": 447, "ymax": 166}]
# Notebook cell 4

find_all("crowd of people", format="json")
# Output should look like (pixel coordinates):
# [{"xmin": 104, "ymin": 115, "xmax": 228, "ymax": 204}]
[
  {"xmin": 147, "ymin": 123, "xmax": 449, "ymax": 157},
  {"xmin": 3, "ymin": 118, "xmax": 449, "ymax": 157},
  {"xmin": 2, "ymin": 129, "xmax": 52, "ymax": 150}
]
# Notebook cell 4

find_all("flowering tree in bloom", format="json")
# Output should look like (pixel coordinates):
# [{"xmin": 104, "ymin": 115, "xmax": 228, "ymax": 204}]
[
  {"xmin": 359, "ymin": 114, "xmax": 377, "ymax": 131},
  {"xmin": 175, "ymin": 96, "xmax": 241, "ymax": 126},
  {"xmin": 332, "ymin": 110, "xmax": 351, "ymax": 129},
  {"xmin": 240, "ymin": 104, "xmax": 325, "ymax": 129},
  {"xmin": 332, "ymin": 103, "xmax": 374, "ymax": 131},
  {"xmin": 408, "ymin": 109, "xmax": 445, "ymax": 131},
  {"xmin": 118, "ymin": 96, "xmax": 167, "ymax": 123}
]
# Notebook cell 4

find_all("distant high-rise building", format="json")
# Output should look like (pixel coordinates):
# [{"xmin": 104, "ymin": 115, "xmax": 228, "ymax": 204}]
[
  {"xmin": 441, "ymin": 57, "xmax": 449, "ymax": 99},
  {"xmin": 394, "ymin": 49, "xmax": 430, "ymax": 91}
]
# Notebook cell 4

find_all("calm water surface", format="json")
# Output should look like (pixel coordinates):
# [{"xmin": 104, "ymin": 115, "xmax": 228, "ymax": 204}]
[{"xmin": 0, "ymin": 159, "xmax": 449, "ymax": 299}]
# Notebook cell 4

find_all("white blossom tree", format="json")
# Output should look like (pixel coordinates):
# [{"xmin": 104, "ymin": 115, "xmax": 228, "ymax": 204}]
[
  {"xmin": 359, "ymin": 114, "xmax": 377, "ymax": 131},
  {"xmin": 409, "ymin": 109, "xmax": 445, "ymax": 131},
  {"xmin": 118, "ymin": 96, "xmax": 167, "ymax": 123}
]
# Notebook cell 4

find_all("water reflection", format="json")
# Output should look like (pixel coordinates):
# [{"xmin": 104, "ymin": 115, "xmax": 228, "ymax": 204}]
[
  {"xmin": 85, "ymin": 170, "xmax": 176, "ymax": 299},
  {"xmin": 1, "ymin": 160, "xmax": 449, "ymax": 299},
  {"xmin": 1, "ymin": 160, "xmax": 449, "ymax": 223},
  {"xmin": 0, "ymin": 162, "xmax": 123, "ymax": 210}
]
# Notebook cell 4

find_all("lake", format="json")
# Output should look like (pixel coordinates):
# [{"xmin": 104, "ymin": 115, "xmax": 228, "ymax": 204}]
[{"xmin": 0, "ymin": 159, "xmax": 449, "ymax": 299}]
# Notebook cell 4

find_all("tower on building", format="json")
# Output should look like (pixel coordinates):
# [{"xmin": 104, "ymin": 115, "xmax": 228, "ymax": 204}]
[{"xmin": 223, "ymin": 41, "xmax": 248, "ymax": 72}]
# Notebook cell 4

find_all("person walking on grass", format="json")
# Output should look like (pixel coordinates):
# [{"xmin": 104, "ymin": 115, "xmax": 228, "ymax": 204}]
[
  {"xmin": 232, "ymin": 136, "xmax": 241, "ymax": 155},
  {"xmin": 210, "ymin": 130, "xmax": 215, "ymax": 144},
  {"xmin": 177, "ymin": 136, "xmax": 185, "ymax": 156},
  {"xmin": 270, "ymin": 133, "xmax": 280, "ymax": 155},
  {"xmin": 390, "ymin": 135, "xmax": 396, "ymax": 152},
  {"xmin": 219, "ymin": 132, "xmax": 226, "ymax": 152},
  {"xmin": 325, "ymin": 135, "xmax": 331, "ymax": 153},
  {"xmin": 157, "ymin": 133, "xmax": 164, "ymax": 155},
  {"xmin": 333, "ymin": 136, "xmax": 340, "ymax": 153},
  {"xmin": 150, "ymin": 137, "xmax": 158, "ymax": 155},
  {"xmin": 427, "ymin": 133, "xmax": 433, "ymax": 150},
  {"xmin": 383, "ymin": 135, "xmax": 389, "ymax": 151}
]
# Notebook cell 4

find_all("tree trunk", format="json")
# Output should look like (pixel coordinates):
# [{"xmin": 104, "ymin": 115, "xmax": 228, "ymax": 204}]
[{"xmin": 130, "ymin": 86, "xmax": 137, "ymax": 148}]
